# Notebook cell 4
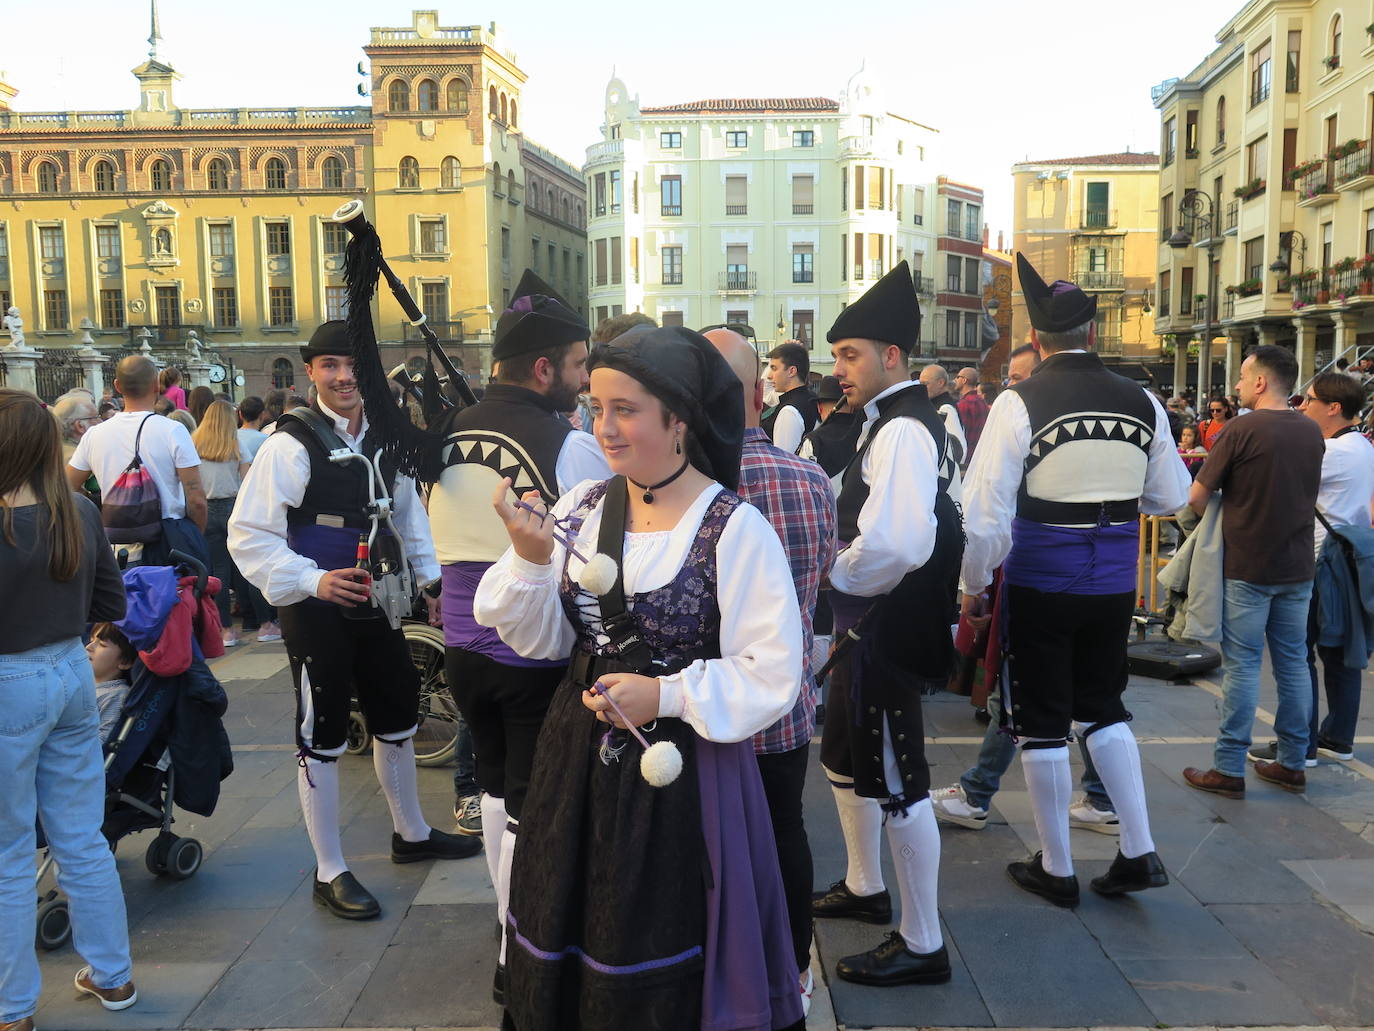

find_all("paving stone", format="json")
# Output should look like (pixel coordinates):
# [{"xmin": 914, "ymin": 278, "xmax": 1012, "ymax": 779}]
[
  {"xmin": 128, "ymin": 903, "xmax": 275, "ymax": 964},
  {"xmin": 1281, "ymin": 857, "xmax": 1374, "ymax": 906},
  {"xmin": 347, "ymin": 929, "xmax": 501, "ymax": 1027},
  {"xmin": 186, "ymin": 956, "xmax": 376, "ymax": 1028},
  {"xmin": 1117, "ymin": 955, "xmax": 1319, "ymax": 1026},
  {"xmin": 1072, "ymin": 878, "xmax": 1248, "ymax": 961},
  {"xmin": 1161, "ymin": 823, "xmax": 1318, "ymax": 904},
  {"xmin": 34, "ymin": 958, "xmax": 227, "ymax": 1031},
  {"xmin": 1211, "ymin": 903, "xmax": 1374, "ymax": 1026},
  {"xmin": 412, "ymin": 852, "xmax": 496, "ymax": 906},
  {"xmin": 149, "ymin": 825, "xmax": 315, "ymax": 911}
]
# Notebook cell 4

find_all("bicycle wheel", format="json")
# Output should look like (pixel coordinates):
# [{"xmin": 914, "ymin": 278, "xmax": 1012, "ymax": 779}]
[{"xmin": 405, "ymin": 621, "xmax": 460, "ymax": 767}]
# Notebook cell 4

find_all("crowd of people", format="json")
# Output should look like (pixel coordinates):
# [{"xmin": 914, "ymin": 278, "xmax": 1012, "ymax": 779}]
[{"xmin": 1, "ymin": 251, "xmax": 1370, "ymax": 1031}]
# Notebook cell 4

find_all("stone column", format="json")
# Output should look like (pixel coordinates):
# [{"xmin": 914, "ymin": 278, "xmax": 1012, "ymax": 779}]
[
  {"xmin": 1225, "ymin": 328, "xmax": 1248, "ymax": 391},
  {"xmin": 1257, "ymin": 324, "xmax": 1279, "ymax": 348},
  {"xmin": 1197, "ymin": 332, "xmax": 1214, "ymax": 396},
  {"xmin": 1293, "ymin": 317, "xmax": 1317, "ymax": 387},
  {"xmin": 76, "ymin": 347, "xmax": 109, "ymax": 399},
  {"xmin": 1172, "ymin": 334, "xmax": 1188, "ymax": 397},
  {"xmin": 184, "ymin": 361, "xmax": 213, "ymax": 391},
  {"xmin": 1, "ymin": 346, "xmax": 40, "ymax": 396},
  {"xmin": 1332, "ymin": 311, "xmax": 1362, "ymax": 369}
]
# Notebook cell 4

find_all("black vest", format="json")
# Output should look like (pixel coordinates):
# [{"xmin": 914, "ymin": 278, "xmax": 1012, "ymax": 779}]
[
  {"xmin": 278, "ymin": 405, "xmax": 398, "ymax": 533},
  {"xmin": 835, "ymin": 382, "xmax": 962, "ymax": 679},
  {"xmin": 804, "ymin": 408, "xmax": 863, "ymax": 478},
  {"xmin": 761, "ymin": 385, "xmax": 819, "ymax": 449},
  {"xmin": 1009, "ymin": 351, "xmax": 1157, "ymax": 525}
]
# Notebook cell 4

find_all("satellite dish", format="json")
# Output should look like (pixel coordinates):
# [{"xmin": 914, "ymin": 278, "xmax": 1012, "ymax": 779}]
[
  {"xmin": 357, "ymin": 84, "xmax": 368, "ymax": 97},
  {"xmin": 357, "ymin": 61, "xmax": 366, "ymax": 76}
]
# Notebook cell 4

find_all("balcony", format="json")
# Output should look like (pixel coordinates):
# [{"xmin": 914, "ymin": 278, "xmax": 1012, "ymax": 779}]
[
  {"xmin": 943, "ymin": 224, "xmax": 983, "ymax": 242},
  {"xmin": 585, "ymin": 138, "xmax": 624, "ymax": 166},
  {"xmin": 1096, "ymin": 334, "xmax": 1123, "ymax": 355},
  {"xmin": 1336, "ymin": 142, "xmax": 1374, "ymax": 191},
  {"xmin": 1250, "ymin": 82, "xmax": 1270, "ymax": 107},
  {"xmin": 792, "ymin": 270, "xmax": 814, "ymax": 284},
  {"xmin": 718, "ymin": 270, "xmax": 757, "ymax": 293},
  {"xmin": 792, "ymin": 203, "xmax": 813, "ymax": 215},
  {"xmin": 1294, "ymin": 161, "xmax": 1337, "ymax": 206},
  {"xmin": 1080, "ymin": 208, "xmax": 1117, "ymax": 230},
  {"xmin": 661, "ymin": 272, "xmax": 683, "ymax": 285},
  {"xmin": 944, "ymin": 275, "xmax": 979, "ymax": 295},
  {"xmin": 914, "ymin": 275, "xmax": 935, "ymax": 296},
  {"xmin": 661, "ymin": 204, "xmax": 682, "ymax": 216},
  {"xmin": 1078, "ymin": 271, "xmax": 1125, "ymax": 290},
  {"xmin": 724, "ymin": 204, "xmax": 748, "ymax": 216},
  {"xmin": 403, "ymin": 320, "xmax": 464, "ymax": 345},
  {"xmin": 869, "ymin": 260, "xmax": 885, "ymax": 279},
  {"xmin": 1223, "ymin": 294, "xmax": 1236, "ymax": 320},
  {"xmin": 1224, "ymin": 201, "xmax": 1239, "ymax": 235}
]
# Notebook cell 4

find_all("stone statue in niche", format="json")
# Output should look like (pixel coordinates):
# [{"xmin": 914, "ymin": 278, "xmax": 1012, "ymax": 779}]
[
  {"xmin": 154, "ymin": 228, "xmax": 173, "ymax": 255},
  {"xmin": 1, "ymin": 306, "xmax": 25, "ymax": 350}
]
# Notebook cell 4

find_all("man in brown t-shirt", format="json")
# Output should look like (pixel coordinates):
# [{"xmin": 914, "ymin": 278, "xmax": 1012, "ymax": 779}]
[{"xmin": 1183, "ymin": 345, "xmax": 1324, "ymax": 797}]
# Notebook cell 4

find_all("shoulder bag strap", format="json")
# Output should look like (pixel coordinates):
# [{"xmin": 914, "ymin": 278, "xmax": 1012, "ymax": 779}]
[
  {"xmin": 594, "ymin": 475, "xmax": 654, "ymax": 670},
  {"xmin": 126, "ymin": 413, "xmax": 156, "ymax": 470}
]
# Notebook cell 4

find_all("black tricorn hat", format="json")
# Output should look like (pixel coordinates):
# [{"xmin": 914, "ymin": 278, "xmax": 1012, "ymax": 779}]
[
  {"xmin": 1017, "ymin": 252, "xmax": 1097, "ymax": 333},
  {"xmin": 300, "ymin": 320, "xmax": 352, "ymax": 362},
  {"xmin": 493, "ymin": 269, "xmax": 590, "ymax": 362},
  {"xmin": 587, "ymin": 325, "xmax": 744, "ymax": 491},
  {"xmin": 816, "ymin": 375, "xmax": 844, "ymax": 402},
  {"xmin": 826, "ymin": 260, "xmax": 921, "ymax": 352}
]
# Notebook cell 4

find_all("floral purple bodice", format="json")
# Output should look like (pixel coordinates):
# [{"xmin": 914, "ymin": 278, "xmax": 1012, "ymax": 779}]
[{"xmin": 558, "ymin": 479, "xmax": 741, "ymax": 673}]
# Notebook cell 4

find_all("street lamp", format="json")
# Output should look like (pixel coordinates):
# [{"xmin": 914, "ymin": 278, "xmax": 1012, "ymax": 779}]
[
  {"xmin": 1268, "ymin": 229, "xmax": 1307, "ymax": 279},
  {"xmin": 1168, "ymin": 190, "xmax": 1218, "ymax": 396}
]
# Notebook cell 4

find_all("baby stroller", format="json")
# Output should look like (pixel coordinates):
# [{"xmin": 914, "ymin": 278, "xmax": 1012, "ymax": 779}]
[{"xmin": 35, "ymin": 551, "xmax": 234, "ymax": 950}]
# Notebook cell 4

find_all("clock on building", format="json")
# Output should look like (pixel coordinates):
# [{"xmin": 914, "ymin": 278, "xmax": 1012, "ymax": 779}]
[{"xmin": 208, "ymin": 363, "xmax": 227, "ymax": 384}]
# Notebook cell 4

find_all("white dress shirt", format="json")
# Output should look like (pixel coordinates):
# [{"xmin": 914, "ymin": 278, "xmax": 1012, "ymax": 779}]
[
  {"xmin": 554, "ymin": 429, "xmax": 614, "ymax": 494},
  {"xmin": 829, "ymin": 380, "xmax": 941, "ymax": 599},
  {"xmin": 228, "ymin": 401, "xmax": 440, "ymax": 606},
  {"xmin": 770, "ymin": 405, "xmax": 806, "ymax": 455},
  {"xmin": 1315, "ymin": 429, "xmax": 1374, "ymax": 555}
]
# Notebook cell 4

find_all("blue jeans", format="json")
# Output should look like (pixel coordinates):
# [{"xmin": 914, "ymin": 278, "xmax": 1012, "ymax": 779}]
[
  {"xmin": 960, "ymin": 692, "xmax": 1111, "ymax": 811},
  {"xmin": 1216, "ymin": 578, "xmax": 1314, "ymax": 776},
  {"xmin": 451, "ymin": 715, "xmax": 477, "ymax": 800},
  {"xmin": 1309, "ymin": 645, "xmax": 1363, "ymax": 755},
  {"xmin": 0, "ymin": 638, "xmax": 132, "ymax": 1022}
]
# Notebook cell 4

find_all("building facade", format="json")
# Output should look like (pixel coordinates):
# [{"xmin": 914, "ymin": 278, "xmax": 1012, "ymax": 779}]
[
  {"xmin": 581, "ymin": 67, "xmax": 980, "ymax": 369},
  {"xmin": 1154, "ymin": 0, "xmax": 1374, "ymax": 395},
  {"xmin": 1010, "ymin": 153, "xmax": 1161, "ymax": 373},
  {"xmin": 0, "ymin": 9, "xmax": 586, "ymax": 398}
]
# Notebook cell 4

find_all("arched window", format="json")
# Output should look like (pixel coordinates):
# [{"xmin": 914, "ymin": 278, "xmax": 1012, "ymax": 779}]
[
  {"xmin": 417, "ymin": 78, "xmax": 439, "ymax": 112},
  {"xmin": 36, "ymin": 160, "xmax": 58, "ymax": 193},
  {"xmin": 1215, "ymin": 96, "xmax": 1226, "ymax": 146},
  {"xmin": 507, "ymin": 170, "xmax": 516, "ymax": 198},
  {"xmin": 500, "ymin": 93, "xmax": 508, "ymax": 124},
  {"xmin": 492, "ymin": 161, "xmax": 503, "ymax": 194},
  {"xmin": 272, "ymin": 357, "xmax": 294, "ymax": 390},
  {"xmin": 265, "ymin": 157, "xmax": 287, "ymax": 190},
  {"xmin": 447, "ymin": 79, "xmax": 469, "ymax": 114},
  {"xmin": 575, "ymin": 203, "xmax": 583, "ymax": 227},
  {"xmin": 440, "ymin": 156, "xmax": 462, "ymax": 189},
  {"xmin": 207, "ymin": 157, "xmax": 229, "ymax": 191},
  {"xmin": 489, "ymin": 85, "xmax": 498, "ymax": 116},
  {"xmin": 398, "ymin": 156, "xmax": 420, "ymax": 190},
  {"xmin": 562, "ymin": 197, "xmax": 570, "ymax": 223},
  {"xmin": 93, "ymin": 159, "xmax": 115, "ymax": 192},
  {"xmin": 510, "ymin": 99, "xmax": 518, "ymax": 127},
  {"xmin": 548, "ymin": 187, "xmax": 555, "ymax": 212},
  {"xmin": 321, "ymin": 156, "xmax": 344, "ymax": 189},
  {"xmin": 149, "ymin": 159, "xmax": 171, "ymax": 191},
  {"xmin": 1331, "ymin": 14, "xmax": 1343, "ymax": 60},
  {"xmin": 388, "ymin": 79, "xmax": 409, "ymax": 113},
  {"xmin": 527, "ymin": 177, "xmax": 539, "ymax": 210}
]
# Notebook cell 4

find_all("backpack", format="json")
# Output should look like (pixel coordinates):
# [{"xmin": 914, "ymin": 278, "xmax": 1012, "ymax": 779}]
[{"xmin": 102, "ymin": 414, "xmax": 163, "ymax": 543}]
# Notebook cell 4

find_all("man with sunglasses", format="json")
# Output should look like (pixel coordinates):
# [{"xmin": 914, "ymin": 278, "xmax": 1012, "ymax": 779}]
[{"xmin": 1183, "ymin": 346, "xmax": 1324, "ymax": 797}]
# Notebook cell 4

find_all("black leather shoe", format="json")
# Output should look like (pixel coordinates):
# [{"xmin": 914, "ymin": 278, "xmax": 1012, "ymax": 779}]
[
  {"xmin": 492, "ymin": 963, "xmax": 506, "ymax": 1006},
  {"xmin": 1091, "ymin": 850, "xmax": 1169, "ymax": 895},
  {"xmin": 391, "ymin": 828, "xmax": 483, "ymax": 863},
  {"xmin": 811, "ymin": 879, "xmax": 892, "ymax": 924},
  {"xmin": 835, "ymin": 931, "xmax": 951, "ymax": 986},
  {"xmin": 312, "ymin": 870, "xmax": 381, "ymax": 920},
  {"xmin": 1007, "ymin": 853, "xmax": 1080, "ymax": 908}
]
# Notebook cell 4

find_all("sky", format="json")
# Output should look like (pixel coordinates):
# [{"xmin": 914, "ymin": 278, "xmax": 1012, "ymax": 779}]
[{"xmin": 5, "ymin": 0, "xmax": 1244, "ymax": 236}]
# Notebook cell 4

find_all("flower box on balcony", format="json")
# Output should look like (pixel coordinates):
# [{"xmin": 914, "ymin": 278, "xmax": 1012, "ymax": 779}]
[
  {"xmin": 1330, "ymin": 139, "xmax": 1366, "ymax": 161},
  {"xmin": 1185, "ymin": 148, "xmax": 1199, "ymax": 160},
  {"xmin": 1324, "ymin": 55, "xmax": 1341, "ymax": 69},
  {"xmin": 1234, "ymin": 278, "xmax": 1263, "ymax": 297},
  {"xmin": 1234, "ymin": 178, "xmax": 1266, "ymax": 200}
]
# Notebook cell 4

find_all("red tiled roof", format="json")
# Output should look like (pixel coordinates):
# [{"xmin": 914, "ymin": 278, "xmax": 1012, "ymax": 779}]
[
  {"xmin": 641, "ymin": 97, "xmax": 839, "ymax": 114},
  {"xmin": 1023, "ymin": 152, "xmax": 1159, "ymax": 166}
]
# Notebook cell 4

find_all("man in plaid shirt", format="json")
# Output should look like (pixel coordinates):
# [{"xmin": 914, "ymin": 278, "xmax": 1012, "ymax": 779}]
[
  {"xmin": 708, "ymin": 329, "xmax": 837, "ymax": 1007},
  {"xmin": 955, "ymin": 367, "xmax": 990, "ymax": 468}
]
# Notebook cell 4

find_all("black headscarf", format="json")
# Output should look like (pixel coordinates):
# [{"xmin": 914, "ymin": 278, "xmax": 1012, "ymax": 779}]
[{"xmin": 587, "ymin": 325, "xmax": 744, "ymax": 491}]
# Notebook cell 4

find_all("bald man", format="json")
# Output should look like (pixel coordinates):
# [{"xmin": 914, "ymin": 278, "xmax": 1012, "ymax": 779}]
[
  {"xmin": 955, "ymin": 366, "xmax": 990, "ymax": 467},
  {"xmin": 918, "ymin": 365, "xmax": 966, "ymax": 502},
  {"xmin": 706, "ymin": 328, "xmax": 837, "ymax": 1011}
]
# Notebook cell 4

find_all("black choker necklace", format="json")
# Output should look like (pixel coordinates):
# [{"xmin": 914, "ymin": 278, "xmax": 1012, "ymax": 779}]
[{"xmin": 628, "ymin": 459, "xmax": 690, "ymax": 504}]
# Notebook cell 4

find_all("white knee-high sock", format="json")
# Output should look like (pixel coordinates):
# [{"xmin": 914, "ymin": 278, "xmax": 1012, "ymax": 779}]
[
  {"xmin": 498, "ymin": 822, "xmax": 516, "ymax": 964},
  {"xmin": 885, "ymin": 798, "xmax": 943, "ymax": 954},
  {"xmin": 1085, "ymin": 723, "xmax": 1156, "ymax": 859},
  {"xmin": 298, "ymin": 758, "xmax": 348, "ymax": 883},
  {"xmin": 479, "ymin": 793, "xmax": 507, "ymax": 901},
  {"xmin": 373, "ymin": 736, "xmax": 432, "ymax": 843},
  {"xmin": 1020, "ymin": 745, "xmax": 1074, "ymax": 877},
  {"xmin": 826, "ymin": 769, "xmax": 885, "ymax": 896}
]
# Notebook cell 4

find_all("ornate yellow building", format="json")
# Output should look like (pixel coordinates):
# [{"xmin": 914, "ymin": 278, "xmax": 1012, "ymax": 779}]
[{"xmin": 0, "ymin": 8, "xmax": 586, "ymax": 398}]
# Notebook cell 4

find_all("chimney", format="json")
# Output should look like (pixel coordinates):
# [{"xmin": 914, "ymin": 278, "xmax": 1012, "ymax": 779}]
[
  {"xmin": 997, "ymin": 230, "xmax": 1004, "ymax": 252},
  {"xmin": 983, "ymin": 224, "xmax": 990, "ymax": 248}
]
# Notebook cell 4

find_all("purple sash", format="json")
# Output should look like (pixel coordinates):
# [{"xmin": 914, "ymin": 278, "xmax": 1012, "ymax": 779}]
[{"xmin": 1003, "ymin": 517, "xmax": 1138, "ymax": 595}]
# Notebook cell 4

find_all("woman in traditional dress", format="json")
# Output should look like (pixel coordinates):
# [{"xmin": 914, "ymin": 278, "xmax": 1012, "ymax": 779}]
[{"xmin": 474, "ymin": 325, "xmax": 806, "ymax": 1031}]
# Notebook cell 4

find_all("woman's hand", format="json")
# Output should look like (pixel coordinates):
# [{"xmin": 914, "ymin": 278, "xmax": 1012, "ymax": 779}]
[
  {"xmin": 582, "ymin": 672, "xmax": 661, "ymax": 728},
  {"xmin": 492, "ymin": 478, "xmax": 555, "ymax": 565}
]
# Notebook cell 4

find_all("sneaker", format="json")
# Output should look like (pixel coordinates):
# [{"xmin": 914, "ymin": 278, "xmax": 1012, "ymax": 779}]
[
  {"xmin": 221, "ymin": 629, "xmax": 240, "ymax": 648},
  {"xmin": 0, "ymin": 1017, "xmax": 34, "ymax": 1031},
  {"xmin": 256, "ymin": 621, "xmax": 283, "ymax": 643},
  {"xmin": 454, "ymin": 794, "xmax": 483, "ymax": 836},
  {"xmin": 74, "ymin": 966, "xmax": 137, "ymax": 1011},
  {"xmin": 1247, "ymin": 741, "xmax": 1316, "ymax": 768},
  {"xmin": 1316, "ymin": 737, "xmax": 1355, "ymax": 761},
  {"xmin": 799, "ymin": 969, "xmax": 814, "ymax": 1018},
  {"xmin": 1068, "ymin": 795, "xmax": 1120, "ymax": 835},
  {"xmin": 930, "ymin": 783, "xmax": 989, "ymax": 830}
]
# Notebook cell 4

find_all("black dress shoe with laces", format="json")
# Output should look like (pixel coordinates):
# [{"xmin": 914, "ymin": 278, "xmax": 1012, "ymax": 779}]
[
  {"xmin": 312, "ymin": 870, "xmax": 381, "ymax": 920},
  {"xmin": 391, "ymin": 828, "xmax": 483, "ymax": 863},
  {"xmin": 811, "ymin": 879, "xmax": 892, "ymax": 924},
  {"xmin": 1007, "ymin": 852, "xmax": 1080, "ymax": 908},
  {"xmin": 1090, "ymin": 850, "xmax": 1169, "ymax": 895},
  {"xmin": 835, "ymin": 932, "xmax": 951, "ymax": 986},
  {"xmin": 492, "ymin": 963, "xmax": 506, "ymax": 1006}
]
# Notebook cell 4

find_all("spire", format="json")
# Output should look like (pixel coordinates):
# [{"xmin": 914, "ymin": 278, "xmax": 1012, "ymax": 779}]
[{"xmin": 148, "ymin": 0, "xmax": 162, "ymax": 61}]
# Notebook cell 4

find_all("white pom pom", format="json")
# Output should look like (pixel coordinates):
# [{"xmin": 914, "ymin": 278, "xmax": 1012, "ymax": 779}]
[
  {"xmin": 640, "ymin": 740, "xmax": 683, "ymax": 787},
  {"xmin": 577, "ymin": 553, "xmax": 618, "ymax": 596}
]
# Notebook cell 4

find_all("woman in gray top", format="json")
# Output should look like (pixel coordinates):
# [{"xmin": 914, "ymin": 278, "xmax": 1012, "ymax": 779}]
[{"xmin": 0, "ymin": 389, "xmax": 137, "ymax": 1030}]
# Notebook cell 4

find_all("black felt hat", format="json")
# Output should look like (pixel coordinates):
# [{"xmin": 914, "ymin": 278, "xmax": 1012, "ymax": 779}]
[
  {"xmin": 826, "ymin": 260, "xmax": 921, "ymax": 352},
  {"xmin": 493, "ymin": 269, "xmax": 590, "ymax": 362},
  {"xmin": 1016, "ymin": 252, "xmax": 1097, "ymax": 333},
  {"xmin": 816, "ymin": 375, "xmax": 844, "ymax": 402},
  {"xmin": 299, "ymin": 320, "xmax": 353, "ymax": 362},
  {"xmin": 587, "ymin": 325, "xmax": 744, "ymax": 490}
]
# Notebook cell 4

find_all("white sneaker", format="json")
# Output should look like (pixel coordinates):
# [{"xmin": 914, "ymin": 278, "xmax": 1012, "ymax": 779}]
[
  {"xmin": 930, "ymin": 783, "xmax": 988, "ymax": 830},
  {"xmin": 1067, "ymin": 795, "xmax": 1120, "ymax": 835},
  {"xmin": 799, "ymin": 968, "xmax": 814, "ymax": 1018}
]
